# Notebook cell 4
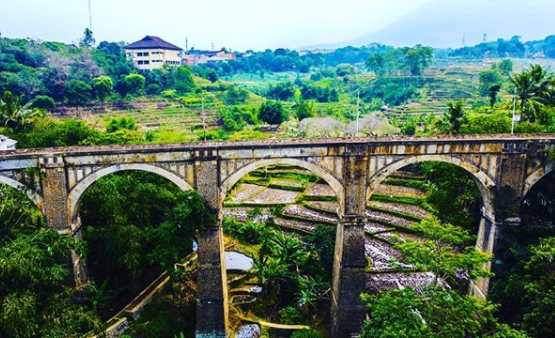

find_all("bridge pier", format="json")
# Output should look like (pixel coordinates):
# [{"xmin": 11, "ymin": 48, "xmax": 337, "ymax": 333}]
[
  {"xmin": 469, "ymin": 209, "xmax": 497, "ymax": 299},
  {"xmin": 39, "ymin": 155, "xmax": 89, "ymax": 286},
  {"xmin": 195, "ymin": 159, "xmax": 228, "ymax": 338},
  {"xmin": 331, "ymin": 216, "xmax": 366, "ymax": 337},
  {"xmin": 331, "ymin": 151, "xmax": 368, "ymax": 337},
  {"xmin": 196, "ymin": 226, "xmax": 228, "ymax": 338}
]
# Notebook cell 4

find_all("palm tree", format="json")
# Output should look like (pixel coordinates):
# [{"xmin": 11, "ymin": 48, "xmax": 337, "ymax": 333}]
[
  {"xmin": 438, "ymin": 101, "xmax": 466, "ymax": 134},
  {"xmin": 0, "ymin": 91, "xmax": 41, "ymax": 132},
  {"xmin": 511, "ymin": 64, "xmax": 554, "ymax": 123}
]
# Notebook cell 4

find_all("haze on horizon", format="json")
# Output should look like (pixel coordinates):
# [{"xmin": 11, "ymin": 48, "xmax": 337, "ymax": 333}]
[
  {"xmin": 0, "ymin": 0, "xmax": 552, "ymax": 51},
  {"xmin": 1, "ymin": 0, "xmax": 431, "ymax": 51}
]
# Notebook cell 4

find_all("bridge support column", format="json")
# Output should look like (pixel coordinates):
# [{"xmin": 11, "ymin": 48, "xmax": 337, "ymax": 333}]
[
  {"xmin": 70, "ymin": 215, "xmax": 90, "ymax": 286},
  {"xmin": 39, "ymin": 155, "xmax": 88, "ymax": 286},
  {"xmin": 469, "ymin": 209, "xmax": 497, "ymax": 299},
  {"xmin": 331, "ymin": 151, "xmax": 368, "ymax": 337},
  {"xmin": 195, "ymin": 159, "xmax": 228, "ymax": 338}
]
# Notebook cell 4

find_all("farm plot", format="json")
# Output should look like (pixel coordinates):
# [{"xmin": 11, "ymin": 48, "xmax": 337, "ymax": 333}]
[
  {"xmin": 305, "ymin": 183, "xmax": 336, "ymax": 197},
  {"xmin": 227, "ymin": 184, "xmax": 267, "ymax": 203},
  {"xmin": 243, "ymin": 188, "xmax": 300, "ymax": 204},
  {"xmin": 374, "ymin": 184, "xmax": 426, "ymax": 198}
]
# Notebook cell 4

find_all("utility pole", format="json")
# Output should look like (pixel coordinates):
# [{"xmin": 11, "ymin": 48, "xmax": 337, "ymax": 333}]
[
  {"xmin": 202, "ymin": 98, "xmax": 207, "ymax": 142},
  {"xmin": 355, "ymin": 89, "xmax": 360, "ymax": 136},
  {"xmin": 511, "ymin": 87, "xmax": 518, "ymax": 134},
  {"xmin": 211, "ymin": 42, "xmax": 215, "ymax": 51}
]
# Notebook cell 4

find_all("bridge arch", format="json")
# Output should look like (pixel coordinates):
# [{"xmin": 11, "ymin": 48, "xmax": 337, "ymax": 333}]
[
  {"xmin": 68, "ymin": 163, "xmax": 193, "ymax": 220},
  {"xmin": 523, "ymin": 162, "xmax": 555, "ymax": 197},
  {"xmin": 368, "ymin": 154, "xmax": 495, "ymax": 213},
  {"xmin": 0, "ymin": 175, "xmax": 44, "ymax": 213},
  {"xmin": 221, "ymin": 158, "xmax": 345, "ymax": 213}
]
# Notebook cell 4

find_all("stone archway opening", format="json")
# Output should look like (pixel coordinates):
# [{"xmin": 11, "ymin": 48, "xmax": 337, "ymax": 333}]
[
  {"xmin": 73, "ymin": 168, "xmax": 199, "ymax": 336},
  {"xmin": 220, "ymin": 161, "xmax": 343, "ymax": 335},
  {"xmin": 365, "ymin": 157, "xmax": 494, "ymax": 298}
]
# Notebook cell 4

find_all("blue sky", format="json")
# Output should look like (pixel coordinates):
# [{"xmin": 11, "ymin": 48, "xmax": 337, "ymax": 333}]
[{"xmin": 0, "ymin": 0, "xmax": 431, "ymax": 50}]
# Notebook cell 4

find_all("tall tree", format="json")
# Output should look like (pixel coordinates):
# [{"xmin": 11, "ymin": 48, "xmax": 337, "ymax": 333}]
[
  {"xmin": 258, "ymin": 100, "xmax": 287, "ymax": 125},
  {"xmin": 511, "ymin": 64, "xmax": 554, "ymax": 123},
  {"xmin": 440, "ymin": 101, "xmax": 467, "ymax": 134},
  {"xmin": 79, "ymin": 28, "xmax": 96, "ymax": 48},
  {"xmin": 479, "ymin": 69, "xmax": 502, "ymax": 97},
  {"xmin": 123, "ymin": 74, "xmax": 145, "ymax": 97},
  {"xmin": 63, "ymin": 80, "xmax": 92, "ymax": 108},
  {"xmin": 92, "ymin": 75, "xmax": 113, "ymax": 103}
]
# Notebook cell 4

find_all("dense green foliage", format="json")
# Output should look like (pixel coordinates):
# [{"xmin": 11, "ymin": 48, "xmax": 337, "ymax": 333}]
[
  {"xmin": 1, "ymin": 29, "xmax": 555, "ymax": 337},
  {"xmin": 361, "ymin": 287, "xmax": 526, "ymax": 338},
  {"xmin": 449, "ymin": 35, "xmax": 555, "ymax": 59},
  {"xmin": 421, "ymin": 162, "xmax": 482, "ymax": 231},
  {"xmin": 0, "ymin": 186, "xmax": 103, "ymax": 337},
  {"xmin": 224, "ymin": 216, "xmax": 333, "ymax": 323},
  {"xmin": 80, "ymin": 172, "xmax": 212, "ymax": 316},
  {"xmin": 362, "ymin": 217, "xmax": 525, "ymax": 338},
  {"xmin": 492, "ymin": 172, "xmax": 555, "ymax": 337},
  {"xmin": 258, "ymin": 100, "xmax": 287, "ymax": 124}
]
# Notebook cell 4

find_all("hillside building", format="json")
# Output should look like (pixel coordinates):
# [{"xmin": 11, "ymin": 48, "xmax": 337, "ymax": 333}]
[
  {"xmin": 182, "ymin": 49, "xmax": 236, "ymax": 65},
  {"xmin": 125, "ymin": 36, "xmax": 182, "ymax": 70}
]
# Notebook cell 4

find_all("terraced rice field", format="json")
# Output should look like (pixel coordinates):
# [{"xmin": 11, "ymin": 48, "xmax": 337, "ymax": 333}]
[{"xmin": 223, "ymin": 164, "xmax": 438, "ymax": 332}]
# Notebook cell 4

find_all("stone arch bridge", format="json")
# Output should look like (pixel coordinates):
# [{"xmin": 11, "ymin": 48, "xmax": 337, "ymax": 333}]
[{"xmin": 1, "ymin": 134, "xmax": 554, "ymax": 337}]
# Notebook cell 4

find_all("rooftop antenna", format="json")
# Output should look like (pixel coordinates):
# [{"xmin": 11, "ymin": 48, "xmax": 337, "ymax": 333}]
[
  {"xmin": 88, "ymin": 0, "xmax": 93, "ymax": 30},
  {"xmin": 185, "ymin": 37, "xmax": 189, "ymax": 52}
]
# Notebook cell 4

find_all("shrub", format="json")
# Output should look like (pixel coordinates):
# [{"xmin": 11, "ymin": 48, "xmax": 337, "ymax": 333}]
[
  {"xmin": 29, "ymin": 95, "xmax": 56, "ymax": 110},
  {"xmin": 279, "ymin": 306, "xmax": 305, "ymax": 325},
  {"xmin": 259, "ymin": 100, "xmax": 287, "ymax": 125},
  {"xmin": 291, "ymin": 329, "xmax": 324, "ymax": 338}
]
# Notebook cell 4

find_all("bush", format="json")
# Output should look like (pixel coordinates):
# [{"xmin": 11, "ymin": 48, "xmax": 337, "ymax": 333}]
[
  {"xmin": 296, "ymin": 101, "xmax": 316, "ymax": 120},
  {"xmin": 182, "ymin": 97, "xmax": 202, "ymax": 105},
  {"xmin": 259, "ymin": 100, "xmax": 287, "ymax": 125},
  {"xmin": 161, "ymin": 89, "xmax": 177, "ymax": 98},
  {"xmin": 225, "ymin": 85, "xmax": 249, "ymax": 105},
  {"xmin": 291, "ymin": 329, "xmax": 324, "ymax": 338},
  {"xmin": 279, "ymin": 306, "xmax": 305, "ymax": 325},
  {"xmin": 29, "ymin": 95, "xmax": 56, "ymax": 110},
  {"xmin": 145, "ymin": 84, "xmax": 161, "ymax": 96}
]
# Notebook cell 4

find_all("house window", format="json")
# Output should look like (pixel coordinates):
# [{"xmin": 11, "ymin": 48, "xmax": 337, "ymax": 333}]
[
  {"xmin": 137, "ymin": 52, "xmax": 150, "ymax": 57},
  {"xmin": 137, "ymin": 60, "xmax": 150, "ymax": 65}
]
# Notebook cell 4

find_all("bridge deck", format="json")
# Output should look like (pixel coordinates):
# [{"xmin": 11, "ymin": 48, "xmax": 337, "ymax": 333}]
[{"xmin": 1, "ymin": 134, "xmax": 554, "ymax": 158}]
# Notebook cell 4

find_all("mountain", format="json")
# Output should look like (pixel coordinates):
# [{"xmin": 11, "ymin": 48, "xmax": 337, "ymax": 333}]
[{"xmin": 302, "ymin": 0, "xmax": 555, "ymax": 50}]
